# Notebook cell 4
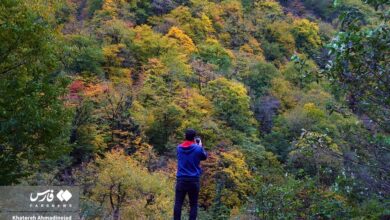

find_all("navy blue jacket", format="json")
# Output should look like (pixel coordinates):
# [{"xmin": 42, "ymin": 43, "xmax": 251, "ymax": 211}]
[{"xmin": 176, "ymin": 141, "xmax": 207, "ymax": 179}]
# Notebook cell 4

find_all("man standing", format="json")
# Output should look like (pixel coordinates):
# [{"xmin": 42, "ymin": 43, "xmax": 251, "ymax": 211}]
[{"xmin": 174, "ymin": 129, "xmax": 207, "ymax": 220}]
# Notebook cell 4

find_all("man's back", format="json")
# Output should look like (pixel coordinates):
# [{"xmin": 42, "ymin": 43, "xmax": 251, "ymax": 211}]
[{"xmin": 176, "ymin": 140, "xmax": 207, "ymax": 179}]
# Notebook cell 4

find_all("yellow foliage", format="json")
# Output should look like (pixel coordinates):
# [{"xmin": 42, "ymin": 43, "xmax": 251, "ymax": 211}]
[
  {"xmin": 302, "ymin": 85, "xmax": 333, "ymax": 106},
  {"xmin": 102, "ymin": 0, "xmax": 117, "ymax": 15},
  {"xmin": 248, "ymin": 37, "xmax": 263, "ymax": 55},
  {"xmin": 212, "ymin": 77, "xmax": 249, "ymax": 99},
  {"xmin": 268, "ymin": 21, "xmax": 296, "ymax": 54},
  {"xmin": 240, "ymin": 44, "xmax": 254, "ymax": 54},
  {"xmin": 175, "ymin": 88, "xmax": 217, "ymax": 138},
  {"xmin": 220, "ymin": 150, "xmax": 254, "ymax": 208},
  {"xmin": 239, "ymin": 37, "xmax": 265, "ymax": 61},
  {"xmin": 102, "ymin": 44, "xmax": 131, "ymax": 82},
  {"xmin": 200, "ymin": 13, "xmax": 214, "ymax": 34},
  {"xmin": 164, "ymin": 6, "xmax": 215, "ymax": 42},
  {"xmin": 303, "ymin": 102, "xmax": 325, "ymax": 119},
  {"xmin": 219, "ymin": 32, "xmax": 231, "ymax": 45},
  {"xmin": 85, "ymin": 150, "xmax": 173, "ymax": 219},
  {"xmin": 292, "ymin": 19, "xmax": 322, "ymax": 48},
  {"xmin": 144, "ymin": 58, "xmax": 169, "ymax": 76},
  {"xmin": 176, "ymin": 88, "xmax": 212, "ymax": 117},
  {"xmin": 103, "ymin": 43, "xmax": 126, "ymax": 66},
  {"xmin": 254, "ymin": 0, "xmax": 283, "ymax": 15},
  {"xmin": 132, "ymin": 25, "xmax": 175, "ymax": 61},
  {"xmin": 101, "ymin": 0, "xmax": 130, "ymax": 17},
  {"xmin": 166, "ymin": 26, "xmax": 197, "ymax": 53},
  {"xmin": 200, "ymin": 149, "xmax": 254, "ymax": 209},
  {"xmin": 190, "ymin": 0, "xmax": 222, "ymax": 23},
  {"xmin": 130, "ymin": 136, "xmax": 156, "ymax": 165}
]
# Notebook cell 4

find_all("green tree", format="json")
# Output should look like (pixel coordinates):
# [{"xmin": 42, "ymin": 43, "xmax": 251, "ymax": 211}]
[
  {"xmin": 240, "ymin": 61, "xmax": 279, "ymax": 97},
  {"xmin": 0, "ymin": 0, "xmax": 72, "ymax": 184},
  {"xmin": 197, "ymin": 39, "xmax": 234, "ymax": 73},
  {"xmin": 62, "ymin": 34, "xmax": 104, "ymax": 77},
  {"xmin": 289, "ymin": 130, "xmax": 342, "ymax": 185},
  {"xmin": 327, "ymin": 2, "xmax": 389, "ymax": 131},
  {"xmin": 254, "ymin": 177, "xmax": 351, "ymax": 219},
  {"xmin": 146, "ymin": 103, "xmax": 185, "ymax": 154},
  {"xmin": 130, "ymin": 25, "xmax": 173, "ymax": 63},
  {"xmin": 204, "ymin": 77, "xmax": 256, "ymax": 133},
  {"xmin": 284, "ymin": 55, "xmax": 319, "ymax": 89}
]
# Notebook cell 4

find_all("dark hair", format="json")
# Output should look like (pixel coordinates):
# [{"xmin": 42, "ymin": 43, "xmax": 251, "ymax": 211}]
[{"xmin": 185, "ymin": 129, "xmax": 197, "ymax": 141}]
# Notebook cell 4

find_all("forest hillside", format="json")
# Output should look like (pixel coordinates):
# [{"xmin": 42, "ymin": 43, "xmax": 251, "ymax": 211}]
[{"xmin": 0, "ymin": 0, "xmax": 389, "ymax": 219}]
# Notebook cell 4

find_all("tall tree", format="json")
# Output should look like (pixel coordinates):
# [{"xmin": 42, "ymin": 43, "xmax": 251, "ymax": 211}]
[
  {"xmin": 327, "ymin": 0, "xmax": 389, "ymax": 131},
  {"xmin": 0, "ymin": 0, "xmax": 72, "ymax": 184}
]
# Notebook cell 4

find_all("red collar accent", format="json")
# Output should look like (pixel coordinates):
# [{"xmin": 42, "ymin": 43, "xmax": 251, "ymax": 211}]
[{"xmin": 180, "ymin": 140, "xmax": 195, "ymax": 148}]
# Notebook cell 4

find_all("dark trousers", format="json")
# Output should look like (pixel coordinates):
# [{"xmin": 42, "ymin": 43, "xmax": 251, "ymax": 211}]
[{"xmin": 173, "ymin": 179, "xmax": 200, "ymax": 220}]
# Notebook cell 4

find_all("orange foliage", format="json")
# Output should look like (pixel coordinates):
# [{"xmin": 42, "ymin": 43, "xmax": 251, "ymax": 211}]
[{"xmin": 84, "ymin": 83, "xmax": 109, "ymax": 97}]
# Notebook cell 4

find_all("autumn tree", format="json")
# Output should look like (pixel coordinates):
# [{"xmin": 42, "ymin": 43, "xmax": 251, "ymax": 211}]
[
  {"xmin": 166, "ymin": 26, "xmax": 197, "ymax": 54},
  {"xmin": 200, "ymin": 149, "xmax": 254, "ymax": 213},
  {"xmin": 77, "ymin": 150, "xmax": 173, "ymax": 220},
  {"xmin": 291, "ymin": 19, "xmax": 322, "ymax": 54}
]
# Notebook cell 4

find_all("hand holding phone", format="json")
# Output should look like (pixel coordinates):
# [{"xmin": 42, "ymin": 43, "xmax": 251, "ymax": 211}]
[{"xmin": 195, "ymin": 137, "xmax": 202, "ymax": 147}]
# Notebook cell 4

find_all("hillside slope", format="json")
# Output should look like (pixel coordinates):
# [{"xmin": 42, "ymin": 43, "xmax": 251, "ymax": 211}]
[{"xmin": 0, "ymin": 0, "xmax": 388, "ymax": 219}]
